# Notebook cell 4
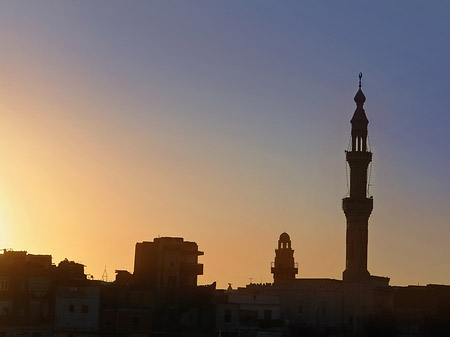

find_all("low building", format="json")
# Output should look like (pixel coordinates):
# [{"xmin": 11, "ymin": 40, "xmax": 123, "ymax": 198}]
[{"xmin": 216, "ymin": 284, "xmax": 283, "ymax": 337}]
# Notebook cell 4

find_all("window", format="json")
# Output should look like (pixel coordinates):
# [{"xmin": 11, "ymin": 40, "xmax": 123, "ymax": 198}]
[
  {"xmin": 132, "ymin": 316, "xmax": 140, "ymax": 327},
  {"xmin": 81, "ymin": 305, "xmax": 89, "ymax": 314},
  {"xmin": 29, "ymin": 277, "xmax": 49, "ymax": 292},
  {"xmin": 264, "ymin": 310, "xmax": 272, "ymax": 321},
  {"xmin": 69, "ymin": 304, "xmax": 74, "ymax": 313},
  {"xmin": 0, "ymin": 277, "xmax": 9, "ymax": 291}
]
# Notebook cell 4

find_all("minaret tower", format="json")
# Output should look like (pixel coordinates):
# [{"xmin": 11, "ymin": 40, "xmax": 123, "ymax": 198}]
[
  {"xmin": 343, "ymin": 73, "xmax": 373, "ymax": 283},
  {"xmin": 271, "ymin": 232, "xmax": 298, "ymax": 284}
]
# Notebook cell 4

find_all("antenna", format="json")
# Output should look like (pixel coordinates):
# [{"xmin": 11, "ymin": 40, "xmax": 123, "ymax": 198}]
[{"xmin": 102, "ymin": 266, "xmax": 108, "ymax": 282}]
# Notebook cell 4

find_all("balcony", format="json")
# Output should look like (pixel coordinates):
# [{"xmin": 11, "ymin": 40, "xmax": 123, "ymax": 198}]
[
  {"xmin": 182, "ymin": 263, "xmax": 203, "ymax": 275},
  {"xmin": 270, "ymin": 262, "xmax": 298, "ymax": 274}
]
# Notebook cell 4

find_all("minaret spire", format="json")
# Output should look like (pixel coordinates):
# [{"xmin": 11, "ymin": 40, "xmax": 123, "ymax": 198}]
[{"xmin": 342, "ymin": 74, "xmax": 373, "ymax": 283}]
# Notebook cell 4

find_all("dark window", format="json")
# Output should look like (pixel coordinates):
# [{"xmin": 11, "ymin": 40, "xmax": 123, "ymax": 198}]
[
  {"xmin": 322, "ymin": 305, "xmax": 326, "ymax": 316},
  {"xmin": 81, "ymin": 305, "xmax": 89, "ymax": 313},
  {"xmin": 32, "ymin": 333, "xmax": 41, "ymax": 337},
  {"xmin": 298, "ymin": 305, "xmax": 302, "ymax": 314},
  {"xmin": 224, "ymin": 308, "xmax": 231, "ymax": 323},
  {"xmin": 132, "ymin": 316, "xmax": 140, "ymax": 327},
  {"xmin": 264, "ymin": 309, "xmax": 272, "ymax": 321},
  {"xmin": 69, "ymin": 304, "xmax": 74, "ymax": 313}
]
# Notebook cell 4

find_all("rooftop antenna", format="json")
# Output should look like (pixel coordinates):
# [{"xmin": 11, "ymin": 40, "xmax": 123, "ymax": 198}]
[
  {"xmin": 102, "ymin": 266, "xmax": 108, "ymax": 282},
  {"xmin": 359, "ymin": 72, "xmax": 363, "ymax": 89}
]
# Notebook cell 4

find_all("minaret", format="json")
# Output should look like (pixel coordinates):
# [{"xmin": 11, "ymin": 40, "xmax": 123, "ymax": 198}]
[
  {"xmin": 271, "ymin": 232, "xmax": 298, "ymax": 284},
  {"xmin": 342, "ymin": 73, "xmax": 373, "ymax": 283}
]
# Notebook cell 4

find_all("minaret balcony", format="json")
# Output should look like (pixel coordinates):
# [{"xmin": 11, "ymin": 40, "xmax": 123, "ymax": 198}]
[
  {"xmin": 346, "ymin": 151, "xmax": 372, "ymax": 164},
  {"xmin": 271, "ymin": 262, "xmax": 298, "ymax": 274},
  {"xmin": 342, "ymin": 197, "xmax": 373, "ymax": 213}
]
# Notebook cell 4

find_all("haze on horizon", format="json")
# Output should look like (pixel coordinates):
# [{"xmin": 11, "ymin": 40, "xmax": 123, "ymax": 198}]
[{"xmin": 0, "ymin": 1, "xmax": 450, "ymax": 289}]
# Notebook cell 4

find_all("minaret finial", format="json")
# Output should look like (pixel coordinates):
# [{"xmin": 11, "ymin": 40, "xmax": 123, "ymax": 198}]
[{"xmin": 354, "ymin": 72, "xmax": 366, "ymax": 105}]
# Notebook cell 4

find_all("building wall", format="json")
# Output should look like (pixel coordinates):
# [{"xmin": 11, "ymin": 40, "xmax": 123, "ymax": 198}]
[
  {"xmin": 54, "ymin": 286, "xmax": 100, "ymax": 334},
  {"xmin": 133, "ymin": 237, "xmax": 203, "ymax": 290}
]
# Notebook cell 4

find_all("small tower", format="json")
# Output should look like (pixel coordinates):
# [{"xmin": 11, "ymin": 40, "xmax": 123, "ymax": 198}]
[
  {"xmin": 342, "ymin": 73, "xmax": 373, "ymax": 283},
  {"xmin": 271, "ymin": 232, "xmax": 298, "ymax": 284}
]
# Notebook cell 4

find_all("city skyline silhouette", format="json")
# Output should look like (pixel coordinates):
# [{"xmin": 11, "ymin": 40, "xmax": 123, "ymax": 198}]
[{"xmin": 0, "ymin": 1, "xmax": 449, "ymax": 291}]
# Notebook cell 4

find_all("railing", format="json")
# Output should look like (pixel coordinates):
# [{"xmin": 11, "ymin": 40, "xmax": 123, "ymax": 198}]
[{"xmin": 270, "ymin": 262, "xmax": 299, "ymax": 269}]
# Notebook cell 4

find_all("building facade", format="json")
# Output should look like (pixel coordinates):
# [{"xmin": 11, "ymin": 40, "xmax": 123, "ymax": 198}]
[{"xmin": 133, "ymin": 237, "xmax": 204, "ymax": 291}]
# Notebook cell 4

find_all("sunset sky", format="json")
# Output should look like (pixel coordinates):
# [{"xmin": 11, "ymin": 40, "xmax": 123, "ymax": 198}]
[{"xmin": 1, "ymin": 1, "xmax": 450, "ymax": 288}]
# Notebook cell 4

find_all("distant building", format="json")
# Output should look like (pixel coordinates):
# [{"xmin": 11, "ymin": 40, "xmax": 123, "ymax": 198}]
[{"xmin": 133, "ymin": 237, "xmax": 204, "ymax": 290}]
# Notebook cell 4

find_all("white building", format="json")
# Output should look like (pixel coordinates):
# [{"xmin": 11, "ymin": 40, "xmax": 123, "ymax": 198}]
[{"xmin": 54, "ymin": 285, "xmax": 100, "ymax": 337}]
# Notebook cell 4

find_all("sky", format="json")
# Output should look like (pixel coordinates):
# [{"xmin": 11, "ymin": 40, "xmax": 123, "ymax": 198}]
[{"xmin": 0, "ymin": 1, "xmax": 450, "ymax": 288}]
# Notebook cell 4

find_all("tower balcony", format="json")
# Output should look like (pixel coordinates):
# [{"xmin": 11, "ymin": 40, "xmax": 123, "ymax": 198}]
[
  {"xmin": 342, "ymin": 197, "xmax": 373, "ymax": 213},
  {"xmin": 271, "ymin": 262, "xmax": 298, "ymax": 275},
  {"xmin": 346, "ymin": 151, "xmax": 372, "ymax": 165}
]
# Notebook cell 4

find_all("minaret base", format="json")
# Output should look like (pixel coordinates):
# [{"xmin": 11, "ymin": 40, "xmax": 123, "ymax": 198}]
[{"xmin": 343, "ymin": 269, "xmax": 370, "ymax": 283}]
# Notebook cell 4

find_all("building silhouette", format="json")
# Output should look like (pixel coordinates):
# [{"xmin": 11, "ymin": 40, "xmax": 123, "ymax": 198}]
[{"xmin": 133, "ymin": 237, "xmax": 204, "ymax": 290}]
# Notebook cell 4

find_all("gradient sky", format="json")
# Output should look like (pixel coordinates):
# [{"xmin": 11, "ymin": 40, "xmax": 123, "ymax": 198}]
[{"xmin": 0, "ymin": 1, "xmax": 450, "ymax": 288}]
